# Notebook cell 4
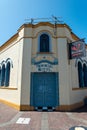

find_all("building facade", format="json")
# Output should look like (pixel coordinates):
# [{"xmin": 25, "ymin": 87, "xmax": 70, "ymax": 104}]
[{"xmin": 0, "ymin": 22, "xmax": 87, "ymax": 111}]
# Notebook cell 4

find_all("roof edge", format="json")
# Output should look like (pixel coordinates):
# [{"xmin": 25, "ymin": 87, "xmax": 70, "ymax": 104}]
[
  {"xmin": 18, "ymin": 22, "xmax": 72, "ymax": 32},
  {"xmin": 71, "ymin": 32, "xmax": 80, "ymax": 41},
  {"xmin": 0, "ymin": 33, "xmax": 18, "ymax": 51}
]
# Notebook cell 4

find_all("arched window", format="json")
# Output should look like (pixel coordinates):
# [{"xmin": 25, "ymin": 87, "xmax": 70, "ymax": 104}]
[
  {"xmin": 5, "ymin": 62, "xmax": 11, "ymax": 86},
  {"xmin": 1, "ymin": 64, "xmax": 5, "ymax": 86},
  {"xmin": 83, "ymin": 64, "xmax": 87, "ymax": 87},
  {"xmin": 78, "ymin": 62, "xmax": 84, "ymax": 87},
  {"xmin": 40, "ymin": 34, "xmax": 50, "ymax": 52},
  {"xmin": 0, "ymin": 67, "xmax": 1, "ymax": 86}
]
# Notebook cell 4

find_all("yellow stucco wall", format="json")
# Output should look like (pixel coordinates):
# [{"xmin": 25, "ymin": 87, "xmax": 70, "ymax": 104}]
[{"xmin": 0, "ymin": 22, "xmax": 87, "ymax": 111}]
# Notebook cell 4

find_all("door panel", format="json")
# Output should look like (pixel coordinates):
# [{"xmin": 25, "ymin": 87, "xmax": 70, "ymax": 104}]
[{"xmin": 31, "ymin": 73, "xmax": 59, "ymax": 107}]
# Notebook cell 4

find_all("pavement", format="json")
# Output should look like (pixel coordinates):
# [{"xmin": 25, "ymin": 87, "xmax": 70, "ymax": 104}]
[{"xmin": 0, "ymin": 103, "xmax": 87, "ymax": 130}]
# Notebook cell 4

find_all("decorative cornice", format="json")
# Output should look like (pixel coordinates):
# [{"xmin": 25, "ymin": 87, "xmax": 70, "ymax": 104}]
[
  {"xmin": 18, "ymin": 22, "xmax": 72, "ymax": 32},
  {"xmin": 0, "ymin": 22, "xmax": 81, "ymax": 52}
]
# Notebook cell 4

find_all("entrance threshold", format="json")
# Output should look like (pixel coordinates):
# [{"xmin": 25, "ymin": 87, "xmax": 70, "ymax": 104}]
[{"xmin": 35, "ymin": 107, "xmax": 55, "ymax": 112}]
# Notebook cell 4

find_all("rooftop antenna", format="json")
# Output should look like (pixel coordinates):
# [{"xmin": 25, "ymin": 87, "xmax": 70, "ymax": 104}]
[
  {"xmin": 25, "ymin": 16, "xmax": 63, "ymax": 24},
  {"xmin": 25, "ymin": 18, "xmax": 35, "ymax": 24},
  {"xmin": 25, "ymin": 17, "xmax": 52, "ymax": 24},
  {"xmin": 25, "ymin": 16, "xmax": 63, "ymax": 35},
  {"xmin": 31, "ymin": 18, "xmax": 34, "ymax": 24},
  {"xmin": 52, "ymin": 15, "xmax": 63, "ymax": 35},
  {"xmin": 52, "ymin": 15, "xmax": 63, "ymax": 23}
]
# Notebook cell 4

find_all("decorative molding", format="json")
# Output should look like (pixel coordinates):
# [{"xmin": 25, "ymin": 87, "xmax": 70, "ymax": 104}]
[
  {"xmin": 0, "ymin": 58, "xmax": 13, "ymax": 68},
  {"xmin": 32, "ymin": 54, "xmax": 58, "ymax": 72},
  {"xmin": 0, "ymin": 87, "xmax": 18, "ymax": 90},
  {"xmin": 75, "ymin": 58, "xmax": 87, "ymax": 67},
  {"xmin": 32, "ymin": 55, "xmax": 58, "ymax": 65},
  {"xmin": 32, "ymin": 59, "xmax": 58, "ymax": 65}
]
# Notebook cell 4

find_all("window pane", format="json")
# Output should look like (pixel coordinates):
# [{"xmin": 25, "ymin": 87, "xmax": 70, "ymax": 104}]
[
  {"xmin": 1, "ymin": 65, "xmax": 5, "ymax": 86},
  {"xmin": 5, "ymin": 62, "xmax": 10, "ymax": 86},
  {"xmin": 40, "ymin": 34, "xmax": 49, "ymax": 52},
  {"xmin": 78, "ymin": 62, "xmax": 84, "ymax": 87},
  {"xmin": 83, "ymin": 64, "xmax": 87, "ymax": 87}
]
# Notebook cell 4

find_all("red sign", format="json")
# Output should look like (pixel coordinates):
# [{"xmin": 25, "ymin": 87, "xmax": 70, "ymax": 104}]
[{"xmin": 69, "ymin": 40, "xmax": 86, "ymax": 59}]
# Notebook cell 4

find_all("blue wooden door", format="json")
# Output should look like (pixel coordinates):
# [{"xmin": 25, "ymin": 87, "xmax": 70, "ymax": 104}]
[{"xmin": 31, "ymin": 73, "xmax": 59, "ymax": 108}]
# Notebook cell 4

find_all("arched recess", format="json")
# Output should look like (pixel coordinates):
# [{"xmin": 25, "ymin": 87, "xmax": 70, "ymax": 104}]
[
  {"xmin": 1, "ymin": 64, "xmax": 5, "ymax": 86},
  {"xmin": 40, "ymin": 34, "xmax": 49, "ymax": 52},
  {"xmin": 83, "ymin": 64, "xmax": 87, "ymax": 87},
  {"xmin": 78, "ymin": 62, "xmax": 84, "ymax": 87},
  {"xmin": 38, "ymin": 32, "xmax": 52, "ymax": 53},
  {"xmin": 5, "ymin": 62, "xmax": 11, "ymax": 86},
  {"xmin": 6, "ymin": 58, "xmax": 13, "ymax": 68}
]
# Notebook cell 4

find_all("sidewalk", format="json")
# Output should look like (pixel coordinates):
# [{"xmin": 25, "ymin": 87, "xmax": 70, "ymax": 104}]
[{"xmin": 0, "ymin": 103, "xmax": 87, "ymax": 130}]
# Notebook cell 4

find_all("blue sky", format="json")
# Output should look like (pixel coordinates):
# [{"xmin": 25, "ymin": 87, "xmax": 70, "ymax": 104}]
[{"xmin": 0, "ymin": 0, "xmax": 87, "ymax": 45}]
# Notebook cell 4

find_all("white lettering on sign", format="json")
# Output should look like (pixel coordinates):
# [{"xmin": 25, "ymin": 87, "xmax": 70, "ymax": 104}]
[{"xmin": 36, "ymin": 63, "xmax": 53, "ymax": 72}]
